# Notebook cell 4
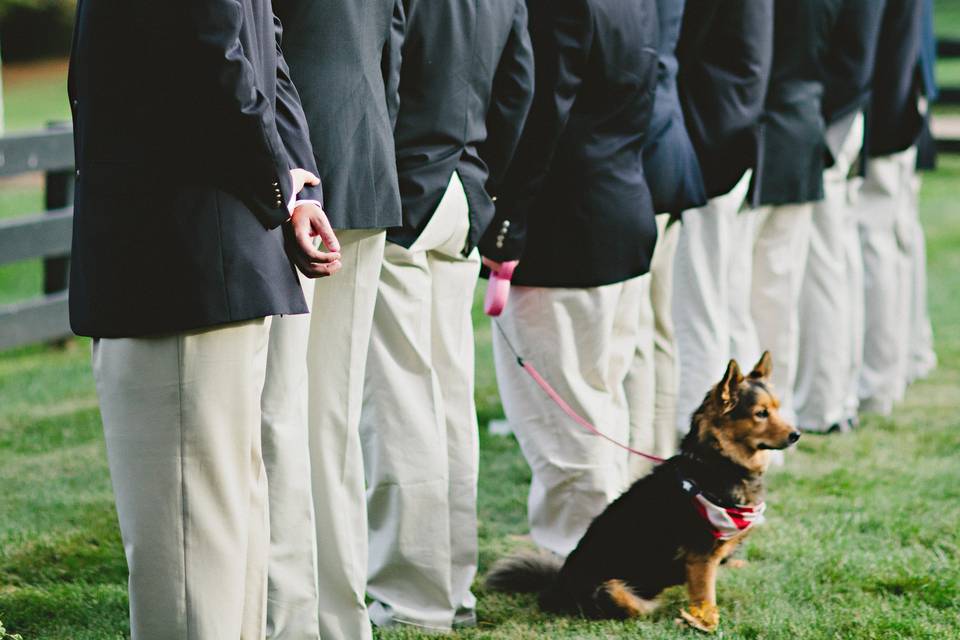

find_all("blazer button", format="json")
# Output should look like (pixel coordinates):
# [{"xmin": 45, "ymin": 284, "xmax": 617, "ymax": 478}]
[
  {"xmin": 503, "ymin": 220, "xmax": 511, "ymax": 228},
  {"xmin": 491, "ymin": 196, "xmax": 498, "ymax": 203}
]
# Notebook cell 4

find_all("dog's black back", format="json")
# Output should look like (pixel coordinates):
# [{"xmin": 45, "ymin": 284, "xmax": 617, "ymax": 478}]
[{"xmin": 539, "ymin": 457, "xmax": 717, "ymax": 616}]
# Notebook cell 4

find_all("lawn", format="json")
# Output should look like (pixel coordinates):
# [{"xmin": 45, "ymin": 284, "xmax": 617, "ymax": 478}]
[
  {"xmin": 2, "ymin": 57, "xmax": 960, "ymax": 640},
  {"xmin": 937, "ymin": 0, "xmax": 960, "ymax": 38}
]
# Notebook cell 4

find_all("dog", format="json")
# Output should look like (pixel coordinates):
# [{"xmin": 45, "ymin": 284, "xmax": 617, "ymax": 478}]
[{"xmin": 486, "ymin": 351, "xmax": 800, "ymax": 633}]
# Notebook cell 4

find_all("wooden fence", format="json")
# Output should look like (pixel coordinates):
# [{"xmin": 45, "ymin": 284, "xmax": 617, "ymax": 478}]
[
  {"xmin": 937, "ymin": 38, "xmax": 960, "ymax": 153},
  {"xmin": 0, "ymin": 124, "xmax": 74, "ymax": 351}
]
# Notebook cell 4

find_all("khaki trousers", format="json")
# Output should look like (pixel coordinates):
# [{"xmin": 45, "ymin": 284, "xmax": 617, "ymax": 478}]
[
  {"xmin": 361, "ymin": 173, "xmax": 481, "ymax": 632},
  {"xmin": 493, "ymin": 276, "xmax": 646, "ymax": 556},
  {"xmin": 750, "ymin": 202, "xmax": 815, "ymax": 425},
  {"xmin": 262, "ymin": 277, "xmax": 320, "ymax": 640},
  {"xmin": 626, "ymin": 213, "xmax": 679, "ymax": 480},
  {"xmin": 308, "ymin": 229, "xmax": 385, "ymax": 640},
  {"xmin": 857, "ymin": 147, "xmax": 917, "ymax": 415},
  {"xmin": 905, "ymin": 172, "xmax": 937, "ymax": 383},
  {"xmin": 93, "ymin": 319, "xmax": 272, "ymax": 640},
  {"xmin": 262, "ymin": 230, "xmax": 385, "ymax": 640},
  {"xmin": 795, "ymin": 114, "xmax": 864, "ymax": 431},
  {"xmin": 673, "ymin": 172, "xmax": 755, "ymax": 434}
]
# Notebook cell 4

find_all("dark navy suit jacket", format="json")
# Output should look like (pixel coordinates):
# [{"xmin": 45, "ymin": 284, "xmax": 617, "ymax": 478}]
[
  {"xmin": 390, "ymin": 0, "xmax": 535, "ymax": 254},
  {"xmin": 493, "ymin": 0, "xmax": 660, "ymax": 288},
  {"xmin": 642, "ymin": 0, "xmax": 707, "ymax": 216},
  {"xmin": 869, "ymin": 0, "xmax": 924, "ymax": 158},
  {"xmin": 677, "ymin": 0, "xmax": 773, "ymax": 201},
  {"xmin": 68, "ymin": 0, "xmax": 320, "ymax": 337},
  {"xmin": 274, "ymin": 0, "xmax": 404, "ymax": 231}
]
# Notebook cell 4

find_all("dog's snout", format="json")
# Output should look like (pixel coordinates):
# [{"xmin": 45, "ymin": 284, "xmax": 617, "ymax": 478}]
[{"xmin": 788, "ymin": 431, "xmax": 801, "ymax": 444}]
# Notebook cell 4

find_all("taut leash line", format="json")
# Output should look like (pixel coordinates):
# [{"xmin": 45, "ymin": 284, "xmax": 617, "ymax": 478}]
[{"xmin": 492, "ymin": 319, "xmax": 666, "ymax": 464}]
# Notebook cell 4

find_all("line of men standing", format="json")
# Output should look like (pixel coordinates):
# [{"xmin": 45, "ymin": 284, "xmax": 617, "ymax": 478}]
[{"xmin": 67, "ymin": 0, "xmax": 937, "ymax": 639}]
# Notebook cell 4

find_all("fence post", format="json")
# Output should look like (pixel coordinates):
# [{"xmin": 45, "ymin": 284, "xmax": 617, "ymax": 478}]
[{"xmin": 43, "ymin": 121, "xmax": 74, "ymax": 297}]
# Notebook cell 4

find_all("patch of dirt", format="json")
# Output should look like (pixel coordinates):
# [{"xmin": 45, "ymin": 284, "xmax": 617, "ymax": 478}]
[{"xmin": 2, "ymin": 58, "xmax": 69, "ymax": 87}]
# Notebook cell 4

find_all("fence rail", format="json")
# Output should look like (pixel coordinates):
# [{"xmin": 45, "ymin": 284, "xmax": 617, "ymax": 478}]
[{"xmin": 0, "ymin": 125, "xmax": 74, "ymax": 351}]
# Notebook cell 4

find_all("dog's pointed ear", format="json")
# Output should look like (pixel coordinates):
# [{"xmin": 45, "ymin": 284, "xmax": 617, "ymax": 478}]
[
  {"xmin": 715, "ymin": 359, "xmax": 743, "ymax": 415},
  {"xmin": 749, "ymin": 351, "xmax": 773, "ymax": 381}
]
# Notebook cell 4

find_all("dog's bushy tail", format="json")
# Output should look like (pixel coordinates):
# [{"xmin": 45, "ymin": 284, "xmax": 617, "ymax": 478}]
[{"xmin": 485, "ymin": 549, "xmax": 563, "ymax": 594}]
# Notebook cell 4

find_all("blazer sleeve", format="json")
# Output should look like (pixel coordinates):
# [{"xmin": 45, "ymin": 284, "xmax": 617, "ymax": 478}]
[
  {"xmin": 273, "ymin": 13, "xmax": 324, "ymax": 205},
  {"xmin": 478, "ymin": 0, "xmax": 535, "ymax": 198},
  {"xmin": 478, "ymin": 0, "xmax": 592, "ymax": 262},
  {"xmin": 382, "ymin": 0, "xmax": 406, "ymax": 129},
  {"xmin": 152, "ymin": 0, "xmax": 298, "ymax": 228}
]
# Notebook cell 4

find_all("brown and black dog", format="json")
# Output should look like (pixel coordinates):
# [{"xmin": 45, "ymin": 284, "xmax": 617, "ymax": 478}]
[{"xmin": 486, "ymin": 352, "xmax": 800, "ymax": 633}]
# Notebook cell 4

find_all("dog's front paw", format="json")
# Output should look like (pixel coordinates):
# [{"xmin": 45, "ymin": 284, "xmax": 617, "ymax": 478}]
[{"xmin": 678, "ymin": 602, "xmax": 719, "ymax": 633}]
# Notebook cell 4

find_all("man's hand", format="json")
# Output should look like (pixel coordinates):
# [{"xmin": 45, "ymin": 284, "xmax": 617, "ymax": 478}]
[
  {"xmin": 287, "ymin": 202, "xmax": 342, "ymax": 278},
  {"xmin": 290, "ymin": 168, "xmax": 321, "ymax": 196},
  {"xmin": 481, "ymin": 256, "xmax": 504, "ymax": 273}
]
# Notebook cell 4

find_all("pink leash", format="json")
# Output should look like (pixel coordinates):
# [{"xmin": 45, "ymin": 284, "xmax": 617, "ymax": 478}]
[
  {"xmin": 518, "ymin": 358, "xmax": 666, "ymax": 463},
  {"xmin": 485, "ymin": 263, "xmax": 665, "ymax": 464}
]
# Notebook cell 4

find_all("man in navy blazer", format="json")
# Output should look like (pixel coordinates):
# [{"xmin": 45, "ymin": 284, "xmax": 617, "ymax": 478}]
[
  {"xmin": 626, "ymin": 0, "xmax": 709, "ymax": 479},
  {"xmin": 857, "ymin": 0, "xmax": 935, "ymax": 417},
  {"xmin": 69, "ymin": 0, "xmax": 340, "ymax": 636},
  {"xmin": 359, "ymin": 0, "xmax": 534, "ymax": 632},
  {"xmin": 672, "ymin": 0, "xmax": 774, "ymax": 435},
  {"xmin": 260, "ymin": 0, "xmax": 404, "ymax": 637},
  {"xmin": 795, "ymin": 0, "xmax": 887, "ymax": 435}
]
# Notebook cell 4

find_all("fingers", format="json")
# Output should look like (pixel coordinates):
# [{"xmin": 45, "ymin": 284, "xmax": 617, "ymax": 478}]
[
  {"xmin": 289, "ymin": 206, "xmax": 342, "ymax": 278},
  {"xmin": 310, "ymin": 210, "xmax": 341, "ymax": 253},
  {"xmin": 289, "ymin": 168, "xmax": 321, "ymax": 194},
  {"xmin": 294, "ymin": 223, "xmax": 340, "ymax": 263},
  {"xmin": 294, "ymin": 254, "xmax": 342, "ymax": 278},
  {"xmin": 481, "ymin": 256, "xmax": 503, "ymax": 272}
]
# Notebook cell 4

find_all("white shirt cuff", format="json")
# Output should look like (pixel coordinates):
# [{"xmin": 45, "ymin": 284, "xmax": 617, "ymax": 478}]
[{"xmin": 287, "ymin": 198, "xmax": 324, "ymax": 216}]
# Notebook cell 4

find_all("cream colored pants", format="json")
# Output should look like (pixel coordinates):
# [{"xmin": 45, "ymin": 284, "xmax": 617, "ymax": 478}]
[
  {"xmin": 673, "ymin": 172, "xmax": 756, "ymax": 434},
  {"xmin": 626, "ymin": 213, "xmax": 679, "ymax": 480},
  {"xmin": 262, "ymin": 230, "xmax": 385, "ymax": 640},
  {"xmin": 857, "ymin": 147, "xmax": 918, "ymax": 415},
  {"xmin": 795, "ymin": 114, "xmax": 864, "ymax": 431},
  {"xmin": 93, "ymin": 318, "xmax": 272, "ymax": 640},
  {"xmin": 361, "ymin": 173, "xmax": 481, "ymax": 632},
  {"xmin": 493, "ymin": 275, "xmax": 646, "ymax": 556},
  {"xmin": 750, "ymin": 201, "xmax": 815, "ymax": 426},
  {"xmin": 905, "ymin": 172, "xmax": 936, "ymax": 383}
]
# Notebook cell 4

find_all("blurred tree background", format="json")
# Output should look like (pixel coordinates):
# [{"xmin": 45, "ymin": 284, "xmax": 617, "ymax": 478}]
[{"xmin": 0, "ymin": 0, "xmax": 74, "ymax": 61}]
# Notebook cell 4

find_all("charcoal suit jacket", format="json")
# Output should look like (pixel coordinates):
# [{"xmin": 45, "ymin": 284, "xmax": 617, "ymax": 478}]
[
  {"xmin": 869, "ymin": 0, "xmax": 925, "ymax": 158},
  {"xmin": 491, "ymin": 0, "xmax": 660, "ymax": 287},
  {"xmin": 274, "ymin": 0, "xmax": 404, "ymax": 231},
  {"xmin": 642, "ymin": 0, "xmax": 707, "ymax": 216},
  {"xmin": 819, "ymin": 0, "xmax": 886, "ymax": 168},
  {"xmin": 677, "ymin": 0, "xmax": 774, "ymax": 202},
  {"xmin": 68, "ymin": 0, "xmax": 322, "ymax": 338},
  {"xmin": 822, "ymin": 0, "xmax": 887, "ymax": 127},
  {"xmin": 390, "ymin": 0, "xmax": 535, "ymax": 255},
  {"xmin": 754, "ymin": 0, "xmax": 844, "ymax": 207}
]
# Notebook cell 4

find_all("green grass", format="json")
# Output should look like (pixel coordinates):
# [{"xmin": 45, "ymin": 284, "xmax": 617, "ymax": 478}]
[
  {"xmin": 936, "ymin": 0, "xmax": 960, "ymax": 38},
  {"xmin": 1, "ymin": 156, "xmax": 959, "ymax": 640},
  {"xmin": 2, "ymin": 62, "xmax": 960, "ymax": 640}
]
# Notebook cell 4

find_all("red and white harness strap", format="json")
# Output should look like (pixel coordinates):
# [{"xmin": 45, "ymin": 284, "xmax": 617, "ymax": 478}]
[{"xmin": 690, "ymin": 491, "xmax": 766, "ymax": 540}]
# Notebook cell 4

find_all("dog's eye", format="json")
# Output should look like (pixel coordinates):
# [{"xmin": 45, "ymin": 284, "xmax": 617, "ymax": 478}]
[{"xmin": 755, "ymin": 409, "xmax": 769, "ymax": 419}]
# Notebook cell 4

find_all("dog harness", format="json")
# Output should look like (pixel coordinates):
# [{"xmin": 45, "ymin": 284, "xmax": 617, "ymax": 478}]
[{"xmin": 679, "ymin": 478, "xmax": 766, "ymax": 540}]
